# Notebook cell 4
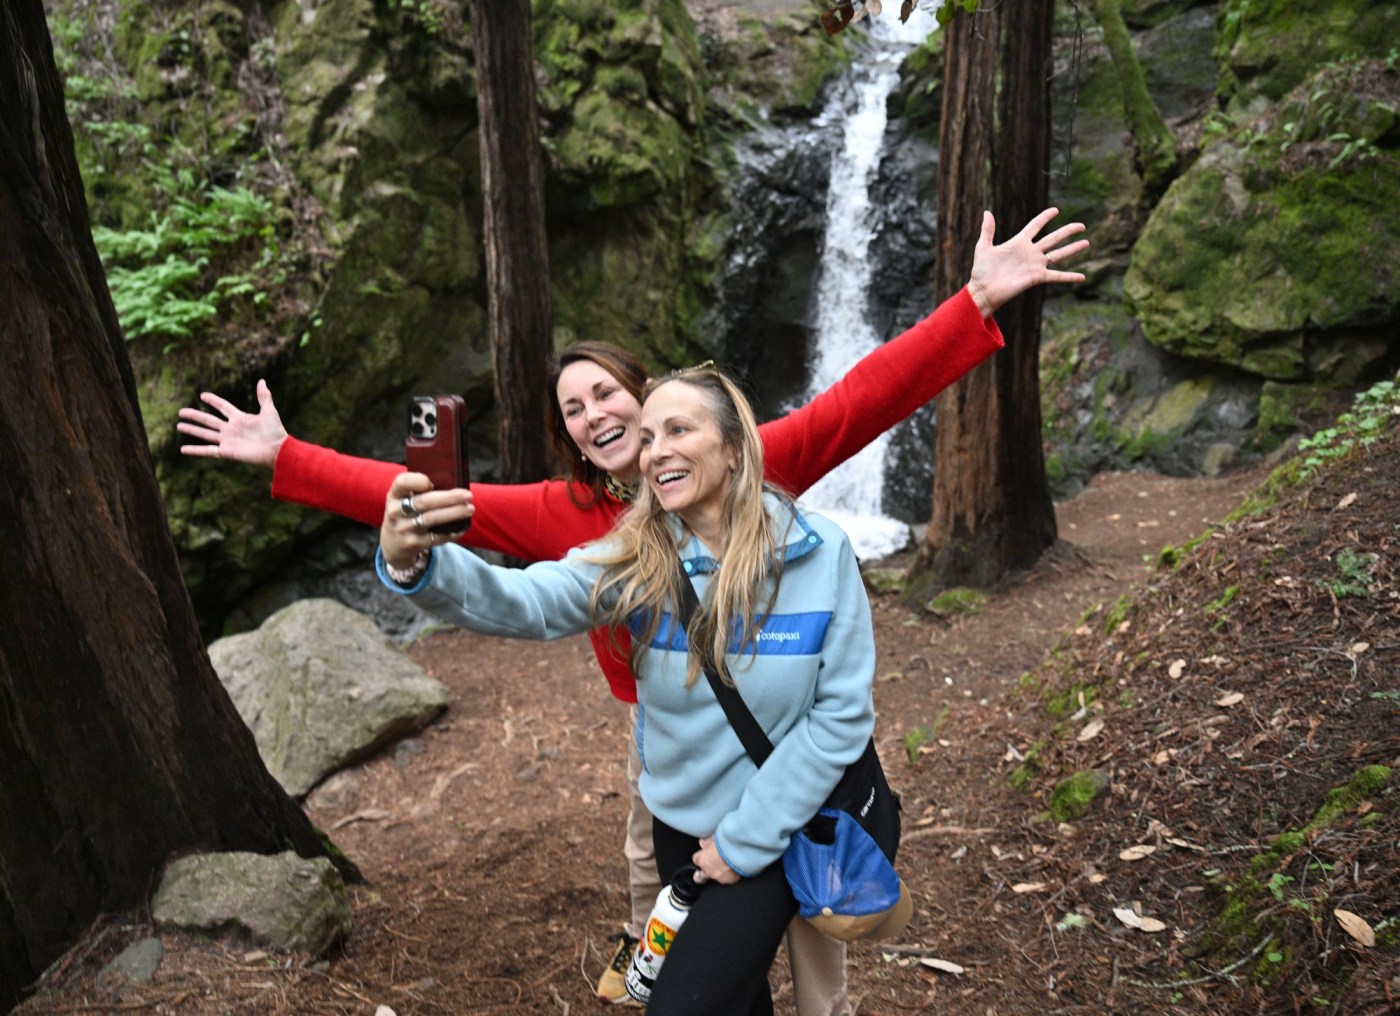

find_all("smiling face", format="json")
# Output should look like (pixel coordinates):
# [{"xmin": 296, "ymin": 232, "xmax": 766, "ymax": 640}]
[
  {"xmin": 639, "ymin": 380, "xmax": 738, "ymax": 538},
  {"xmin": 556, "ymin": 360, "xmax": 645, "ymax": 482}
]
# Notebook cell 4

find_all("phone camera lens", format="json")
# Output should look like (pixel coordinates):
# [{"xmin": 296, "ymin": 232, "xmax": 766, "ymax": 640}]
[
  {"xmin": 411, "ymin": 422, "xmax": 424, "ymax": 437},
  {"xmin": 424, "ymin": 412, "xmax": 437, "ymax": 428}
]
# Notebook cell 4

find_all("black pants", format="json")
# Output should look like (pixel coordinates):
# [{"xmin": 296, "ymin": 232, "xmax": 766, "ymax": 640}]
[{"xmin": 646, "ymin": 818, "xmax": 798, "ymax": 1016}]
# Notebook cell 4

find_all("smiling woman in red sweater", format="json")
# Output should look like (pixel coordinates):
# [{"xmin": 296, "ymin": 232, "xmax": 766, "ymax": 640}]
[{"xmin": 178, "ymin": 206, "xmax": 1087, "ymax": 1012}]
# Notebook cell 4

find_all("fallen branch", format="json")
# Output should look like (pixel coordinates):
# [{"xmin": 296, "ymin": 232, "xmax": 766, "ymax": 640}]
[{"xmin": 1121, "ymin": 932, "xmax": 1275, "ymax": 990}]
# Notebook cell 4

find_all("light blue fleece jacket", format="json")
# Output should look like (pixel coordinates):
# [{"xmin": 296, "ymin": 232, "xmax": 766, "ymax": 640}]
[{"xmin": 376, "ymin": 493, "xmax": 876, "ymax": 877}]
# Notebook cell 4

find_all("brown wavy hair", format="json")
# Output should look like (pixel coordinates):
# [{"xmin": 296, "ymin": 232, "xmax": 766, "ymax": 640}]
[{"xmin": 545, "ymin": 341, "xmax": 651, "ymax": 506}]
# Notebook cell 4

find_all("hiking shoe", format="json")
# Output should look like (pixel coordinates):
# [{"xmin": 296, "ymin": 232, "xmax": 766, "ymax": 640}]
[{"xmin": 596, "ymin": 931, "xmax": 641, "ymax": 1005}]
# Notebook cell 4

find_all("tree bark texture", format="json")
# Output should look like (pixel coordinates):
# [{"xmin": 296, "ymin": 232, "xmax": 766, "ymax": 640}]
[
  {"xmin": 0, "ymin": 6, "xmax": 353, "ymax": 1008},
  {"xmin": 916, "ymin": 0, "xmax": 1058, "ymax": 591},
  {"xmin": 473, "ymin": 0, "xmax": 553, "ymax": 482}
]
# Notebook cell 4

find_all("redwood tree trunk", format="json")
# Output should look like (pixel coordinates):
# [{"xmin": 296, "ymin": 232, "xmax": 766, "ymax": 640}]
[
  {"xmin": 473, "ymin": 1, "xmax": 552, "ymax": 482},
  {"xmin": 0, "ymin": 7, "xmax": 352, "ymax": 1009},
  {"xmin": 914, "ymin": 0, "xmax": 1058, "ymax": 591}
]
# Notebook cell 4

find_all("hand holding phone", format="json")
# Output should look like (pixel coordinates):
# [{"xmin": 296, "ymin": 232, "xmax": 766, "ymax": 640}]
[{"xmin": 405, "ymin": 395, "xmax": 471, "ymax": 535}]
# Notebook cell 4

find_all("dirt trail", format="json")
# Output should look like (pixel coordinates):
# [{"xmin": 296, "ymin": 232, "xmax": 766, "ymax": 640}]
[{"xmin": 14, "ymin": 463, "xmax": 1280, "ymax": 1015}]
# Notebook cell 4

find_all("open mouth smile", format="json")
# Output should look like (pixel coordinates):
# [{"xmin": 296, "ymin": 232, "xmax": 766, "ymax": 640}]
[
  {"xmin": 593, "ymin": 426, "xmax": 625, "ymax": 449},
  {"xmin": 654, "ymin": 469, "xmax": 689, "ymax": 489}
]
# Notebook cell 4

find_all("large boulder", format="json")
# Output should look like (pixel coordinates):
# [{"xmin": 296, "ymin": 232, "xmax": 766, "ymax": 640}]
[
  {"xmin": 208, "ymin": 598, "xmax": 450, "ymax": 797},
  {"xmin": 1124, "ymin": 59, "xmax": 1400, "ymax": 383},
  {"xmin": 152, "ymin": 852, "xmax": 351, "ymax": 956}
]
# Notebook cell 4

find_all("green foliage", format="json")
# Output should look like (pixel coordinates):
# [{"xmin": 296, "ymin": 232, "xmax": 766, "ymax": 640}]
[
  {"xmin": 1102, "ymin": 594, "xmax": 1133, "ymax": 634},
  {"xmin": 1046, "ymin": 769, "xmax": 1109, "ymax": 823},
  {"xmin": 1155, "ymin": 533, "xmax": 1209, "ymax": 571},
  {"xmin": 1297, "ymin": 373, "xmax": 1400, "ymax": 477},
  {"xmin": 93, "ymin": 161, "xmax": 278, "ymax": 347},
  {"xmin": 1205, "ymin": 585, "xmax": 1240, "ymax": 617},
  {"xmin": 926, "ymin": 586, "xmax": 986, "ymax": 618},
  {"xmin": 1316, "ymin": 547, "xmax": 1378, "ymax": 599},
  {"xmin": 904, "ymin": 706, "xmax": 950, "ymax": 765},
  {"xmin": 935, "ymin": 0, "xmax": 978, "ymax": 26},
  {"xmin": 1044, "ymin": 683, "xmax": 1096, "ymax": 720},
  {"xmin": 1006, "ymin": 742, "xmax": 1043, "ymax": 791},
  {"xmin": 387, "ymin": 0, "xmax": 447, "ymax": 35}
]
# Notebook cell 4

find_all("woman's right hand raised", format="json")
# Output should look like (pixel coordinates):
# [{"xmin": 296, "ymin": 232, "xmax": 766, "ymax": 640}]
[
  {"xmin": 177, "ymin": 379, "xmax": 288, "ymax": 469},
  {"xmin": 380, "ymin": 473, "xmax": 474, "ymax": 571}
]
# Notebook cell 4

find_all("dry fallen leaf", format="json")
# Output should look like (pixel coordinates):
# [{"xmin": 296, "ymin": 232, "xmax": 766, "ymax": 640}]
[
  {"xmin": 1350, "ymin": 641, "xmax": 1371, "ymax": 655},
  {"xmin": 1168, "ymin": 658, "xmax": 1187, "ymax": 678},
  {"xmin": 1077, "ymin": 718, "xmax": 1105, "ymax": 742},
  {"xmin": 1334, "ymin": 909, "xmax": 1375, "ymax": 947},
  {"xmin": 1336, "ymin": 492, "xmax": 1358, "ymax": 510},
  {"xmin": 1113, "ymin": 907, "xmax": 1166, "ymax": 933},
  {"xmin": 1089, "ymin": 873, "xmax": 1108, "ymax": 884},
  {"xmin": 1216, "ymin": 692, "xmax": 1244, "ymax": 707},
  {"xmin": 1012, "ymin": 882, "xmax": 1049, "ymax": 894},
  {"xmin": 1119, "ymin": 844, "xmax": 1156, "ymax": 861},
  {"xmin": 920, "ymin": 958, "xmax": 965, "ymax": 975}
]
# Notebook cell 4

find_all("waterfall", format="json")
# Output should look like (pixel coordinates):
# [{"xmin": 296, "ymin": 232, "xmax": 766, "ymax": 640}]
[{"xmin": 797, "ymin": 8, "xmax": 937, "ymax": 561}]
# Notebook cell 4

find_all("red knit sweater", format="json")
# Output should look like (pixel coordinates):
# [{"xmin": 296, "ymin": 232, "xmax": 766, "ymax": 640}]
[{"xmin": 271, "ymin": 286, "xmax": 1003, "ymax": 702}]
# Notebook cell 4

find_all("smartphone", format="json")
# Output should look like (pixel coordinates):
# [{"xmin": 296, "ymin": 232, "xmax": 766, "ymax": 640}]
[{"xmin": 405, "ymin": 394, "xmax": 471, "ymax": 535}]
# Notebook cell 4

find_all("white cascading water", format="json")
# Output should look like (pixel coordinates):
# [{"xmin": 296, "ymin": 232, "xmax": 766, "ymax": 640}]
[{"xmin": 799, "ymin": 7, "xmax": 937, "ymax": 561}]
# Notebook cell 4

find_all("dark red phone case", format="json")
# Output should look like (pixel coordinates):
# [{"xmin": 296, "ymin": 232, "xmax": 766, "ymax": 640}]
[{"xmin": 405, "ymin": 394, "xmax": 471, "ymax": 534}]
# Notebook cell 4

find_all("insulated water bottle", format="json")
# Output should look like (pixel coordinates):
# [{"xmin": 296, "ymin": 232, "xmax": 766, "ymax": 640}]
[{"xmin": 623, "ymin": 867, "xmax": 705, "ymax": 1004}]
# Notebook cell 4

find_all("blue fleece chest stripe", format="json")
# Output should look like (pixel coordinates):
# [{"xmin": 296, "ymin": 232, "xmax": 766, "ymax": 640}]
[{"xmin": 642, "ymin": 611, "xmax": 832, "ymax": 656}]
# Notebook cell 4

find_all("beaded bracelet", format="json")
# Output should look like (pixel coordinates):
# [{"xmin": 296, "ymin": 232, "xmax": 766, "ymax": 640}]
[{"xmin": 385, "ymin": 549, "xmax": 430, "ymax": 587}]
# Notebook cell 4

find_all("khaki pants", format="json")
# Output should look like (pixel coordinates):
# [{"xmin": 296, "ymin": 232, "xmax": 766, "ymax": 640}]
[{"xmin": 623, "ymin": 705, "xmax": 850, "ymax": 1016}]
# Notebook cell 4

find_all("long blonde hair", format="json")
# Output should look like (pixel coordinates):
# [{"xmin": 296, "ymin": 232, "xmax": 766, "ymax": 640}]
[{"xmin": 586, "ymin": 368, "xmax": 789, "ymax": 686}]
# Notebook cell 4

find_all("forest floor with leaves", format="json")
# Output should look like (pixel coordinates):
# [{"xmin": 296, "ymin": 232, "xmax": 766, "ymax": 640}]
[{"xmin": 14, "ymin": 430, "xmax": 1400, "ymax": 1016}]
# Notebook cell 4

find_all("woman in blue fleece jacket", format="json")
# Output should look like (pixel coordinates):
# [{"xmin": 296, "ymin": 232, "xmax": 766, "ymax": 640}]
[{"xmin": 377, "ymin": 366, "xmax": 876, "ymax": 1015}]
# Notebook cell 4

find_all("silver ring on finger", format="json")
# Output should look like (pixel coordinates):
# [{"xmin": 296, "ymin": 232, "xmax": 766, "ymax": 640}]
[
  {"xmin": 412, "ymin": 513, "xmax": 428, "ymax": 532},
  {"xmin": 400, "ymin": 494, "xmax": 418, "ymax": 518}
]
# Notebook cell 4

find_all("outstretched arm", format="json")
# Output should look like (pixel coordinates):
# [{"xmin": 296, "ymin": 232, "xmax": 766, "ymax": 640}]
[
  {"xmin": 177, "ymin": 381, "xmax": 609, "ymax": 562},
  {"xmin": 760, "ymin": 207, "xmax": 1087, "ymax": 498}
]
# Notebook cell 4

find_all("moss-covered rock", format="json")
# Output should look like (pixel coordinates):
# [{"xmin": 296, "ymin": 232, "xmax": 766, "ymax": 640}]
[
  {"xmin": 892, "ymin": 27, "xmax": 942, "ymax": 137},
  {"xmin": 1047, "ymin": 769, "xmax": 1111, "ymax": 823},
  {"xmin": 1124, "ymin": 59, "xmax": 1400, "ymax": 383},
  {"xmin": 1048, "ymin": 11, "xmax": 1145, "ymax": 253},
  {"xmin": 691, "ymin": 4, "xmax": 848, "ymax": 125},
  {"xmin": 1218, "ymin": 0, "xmax": 1400, "ymax": 114}
]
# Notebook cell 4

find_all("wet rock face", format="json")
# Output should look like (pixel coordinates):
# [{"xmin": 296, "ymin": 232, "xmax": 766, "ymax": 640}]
[{"xmin": 711, "ymin": 122, "xmax": 837, "ymax": 419}]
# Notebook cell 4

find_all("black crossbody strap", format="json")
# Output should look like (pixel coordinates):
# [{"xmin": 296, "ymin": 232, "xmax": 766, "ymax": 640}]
[{"xmin": 673, "ymin": 561, "xmax": 774, "ymax": 767}]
